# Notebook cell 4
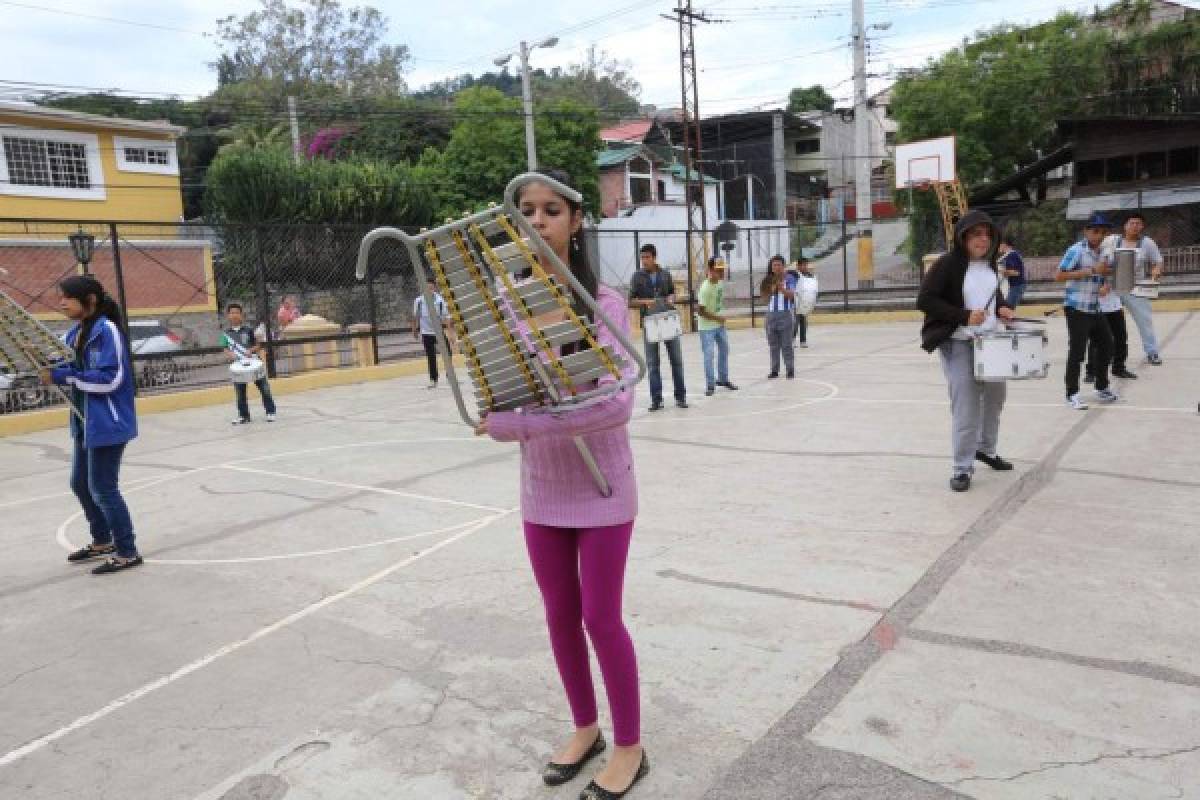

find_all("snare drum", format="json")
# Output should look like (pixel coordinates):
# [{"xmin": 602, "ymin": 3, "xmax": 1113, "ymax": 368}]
[
  {"xmin": 1113, "ymin": 248, "xmax": 1137, "ymax": 294},
  {"xmin": 796, "ymin": 276, "xmax": 818, "ymax": 315},
  {"xmin": 1131, "ymin": 280, "xmax": 1160, "ymax": 299},
  {"xmin": 643, "ymin": 310, "xmax": 683, "ymax": 343},
  {"xmin": 230, "ymin": 357, "xmax": 266, "ymax": 384},
  {"xmin": 972, "ymin": 330, "xmax": 1049, "ymax": 382}
]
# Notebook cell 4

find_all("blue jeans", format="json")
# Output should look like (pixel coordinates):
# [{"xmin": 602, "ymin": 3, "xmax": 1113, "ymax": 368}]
[
  {"xmin": 235, "ymin": 378, "xmax": 277, "ymax": 419},
  {"xmin": 1006, "ymin": 284, "xmax": 1026, "ymax": 309},
  {"xmin": 1118, "ymin": 292, "xmax": 1159, "ymax": 356},
  {"xmin": 700, "ymin": 327, "xmax": 730, "ymax": 389},
  {"xmin": 644, "ymin": 333, "xmax": 686, "ymax": 404},
  {"xmin": 70, "ymin": 438, "xmax": 137, "ymax": 558}
]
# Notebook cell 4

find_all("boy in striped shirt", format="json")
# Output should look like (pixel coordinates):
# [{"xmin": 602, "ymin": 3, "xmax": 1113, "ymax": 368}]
[{"xmin": 1054, "ymin": 213, "xmax": 1118, "ymax": 410}]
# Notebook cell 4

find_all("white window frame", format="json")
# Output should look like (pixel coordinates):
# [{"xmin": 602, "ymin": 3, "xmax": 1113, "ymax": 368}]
[
  {"xmin": 113, "ymin": 136, "xmax": 179, "ymax": 176},
  {"xmin": 0, "ymin": 127, "xmax": 106, "ymax": 201}
]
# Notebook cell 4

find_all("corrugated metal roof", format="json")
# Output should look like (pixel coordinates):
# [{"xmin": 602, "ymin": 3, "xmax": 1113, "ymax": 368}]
[
  {"xmin": 0, "ymin": 101, "xmax": 185, "ymax": 135},
  {"xmin": 596, "ymin": 146, "xmax": 642, "ymax": 168},
  {"xmin": 600, "ymin": 120, "xmax": 653, "ymax": 142}
]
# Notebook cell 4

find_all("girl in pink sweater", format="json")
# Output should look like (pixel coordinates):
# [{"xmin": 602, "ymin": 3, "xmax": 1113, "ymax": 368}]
[{"xmin": 477, "ymin": 170, "xmax": 648, "ymax": 799}]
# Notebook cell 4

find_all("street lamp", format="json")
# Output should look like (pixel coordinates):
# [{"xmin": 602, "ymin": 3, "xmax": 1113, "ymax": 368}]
[
  {"xmin": 494, "ymin": 36, "xmax": 559, "ymax": 171},
  {"xmin": 68, "ymin": 228, "xmax": 95, "ymax": 275}
]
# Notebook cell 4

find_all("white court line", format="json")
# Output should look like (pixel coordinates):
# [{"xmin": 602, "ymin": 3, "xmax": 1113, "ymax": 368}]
[
  {"xmin": 835, "ymin": 396, "xmax": 1198, "ymax": 414},
  {"xmin": 632, "ymin": 379, "xmax": 840, "ymax": 423},
  {"xmin": 0, "ymin": 510, "xmax": 512, "ymax": 770},
  {"xmin": 5, "ymin": 437, "xmax": 481, "ymax": 516},
  {"xmin": 0, "ymin": 472, "xmax": 177, "ymax": 511},
  {"xmin": 219, "ymin": 464, "xmax": 508, "ymax": 513}
]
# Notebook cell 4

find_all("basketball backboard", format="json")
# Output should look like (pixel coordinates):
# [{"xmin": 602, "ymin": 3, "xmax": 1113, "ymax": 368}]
[{"xmin": 894, "ymin": 136, "xmax": 956, "ymax": 189}]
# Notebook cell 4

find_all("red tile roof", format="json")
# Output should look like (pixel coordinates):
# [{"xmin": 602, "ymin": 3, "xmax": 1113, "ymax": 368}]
[{"xmin": 600, "ymin": 120, "xmax": 653, "ymax": 143}]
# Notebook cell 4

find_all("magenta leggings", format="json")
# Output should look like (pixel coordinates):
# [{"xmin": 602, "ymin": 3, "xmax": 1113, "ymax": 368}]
[{"xmin": 524, "ymin": 520, "xmax": 640, "ymax": 746}]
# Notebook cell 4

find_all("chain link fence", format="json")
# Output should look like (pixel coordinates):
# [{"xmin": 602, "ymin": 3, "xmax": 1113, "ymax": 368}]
[{"xmin": 2, "ymin": 204, "xmax": 1197, "ymax": 414}]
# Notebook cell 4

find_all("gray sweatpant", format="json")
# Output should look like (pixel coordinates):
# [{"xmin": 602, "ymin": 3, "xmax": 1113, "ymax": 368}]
[
  {"xmin": 765, "ymin": 311, "xmax": 795, "ymax": 375},
  {"xmin": 938, "ymin": 338, "xmax": 1007, "ymax": 473}
]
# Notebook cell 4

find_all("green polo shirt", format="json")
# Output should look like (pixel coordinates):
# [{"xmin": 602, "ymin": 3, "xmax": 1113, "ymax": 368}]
[{"xmin": 697, "ymin": 278, "xmax": 724, "ymax": 331}]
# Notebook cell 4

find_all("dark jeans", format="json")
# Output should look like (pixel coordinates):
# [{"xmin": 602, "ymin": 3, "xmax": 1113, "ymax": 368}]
[
  {"xmin": 1087, "ymin": 309, "xmax": 1128, "ymax": 375},
  {"xmin": 1065, "ymin": 307, "xmax": 1112, "ymax": 398},
  {"xmin": 645, "ymin": 333, "xmax": 686, "ymax": 403},
  {"xmin": 792, "ymin": 313, "xmax": 808, "ymax": 343},
  {"xmin": 235, "ymin": 378, "xmax": 276, "ymax": 420},
  {"xmin": 422, "ymin": 333, "xmax": 439, "ymax": 382},
  {"xmin": 1006, "ymin": 284, "xmax": 1026, "ymax": 309},
  {"xmin": 70, "ymin": 438, "xmax": 137, "ymax": 558}
]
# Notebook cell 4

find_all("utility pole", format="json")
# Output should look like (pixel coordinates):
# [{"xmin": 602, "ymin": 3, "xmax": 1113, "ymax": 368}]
[
  {"xmin": 494, "ymin": 37, "xmax": 558, "ymax": 171},
  {"xmin": 287, "ymin": 95, "xmax": 301, "ymax": 165},
  {"xmin": 519, "ymin": 42, "xmax": 537, "ymax": 170},
  {"xmin": 665, "ymin": 1, "xmax": 715, "ymax": 330},
  {"xmin": 851, "ymin": 0, "xmax": 874, "ymax": 288}
]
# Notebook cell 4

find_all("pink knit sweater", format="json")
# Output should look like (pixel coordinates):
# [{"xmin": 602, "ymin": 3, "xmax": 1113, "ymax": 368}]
[{"xmin": 485, "ymin": 285, "xmax": 638, "ymax": 528}]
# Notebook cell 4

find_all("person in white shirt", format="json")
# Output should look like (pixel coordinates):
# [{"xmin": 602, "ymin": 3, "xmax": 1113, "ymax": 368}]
[
  {"xmin": 412, "ymin": 278, "xmax": 451, "ymax": 389},
  {"xmin": 1107, "ymin": 212, "xmax": 1164, "ymax": 365},
  {"xmin": 916, "ymin": 210, "xmax": 1016, "ymax": 493}
]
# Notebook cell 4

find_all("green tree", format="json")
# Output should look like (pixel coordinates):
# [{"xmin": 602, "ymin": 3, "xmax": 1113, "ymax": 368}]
[
  {"xmin": 212, "ymin": 0, "xmax": 410, "ymax": 95},
  {"xmin": 204, "ymin": 147, "xmax": 438, "ymax": 226},
  {"xmin": 421, "ymin": 87, "xmax": 601, "ymax": 219},
  {"xmin": 536, "ymin": 47, "xmax": 642, "ymax": 115},
  {"xmin": 786, "ymin": 85, "xmax": 835, "ymax": 113}
]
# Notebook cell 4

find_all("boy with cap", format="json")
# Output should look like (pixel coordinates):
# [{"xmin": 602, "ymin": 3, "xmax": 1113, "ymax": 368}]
[
  {"xmin": 1055, "ymin": 213, "xmax": 1119, "ymax": 410},
  {"xmin": 697, "ymin": 257, "xmax": 738, "ymax": 396}
]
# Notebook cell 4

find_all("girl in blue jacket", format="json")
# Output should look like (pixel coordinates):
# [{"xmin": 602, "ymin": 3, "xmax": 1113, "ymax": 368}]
[{"xmin": 42, "ymin": 275, "xmax": 141, "ymax": 574}]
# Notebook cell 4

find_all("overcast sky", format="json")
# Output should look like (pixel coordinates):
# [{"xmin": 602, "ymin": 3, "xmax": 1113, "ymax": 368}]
[{"xmin": 2, "ymin": 0, "xmax": 1197, "ymax": 115}]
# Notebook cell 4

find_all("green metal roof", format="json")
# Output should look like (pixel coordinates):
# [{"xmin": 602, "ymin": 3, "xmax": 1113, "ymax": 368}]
[
  {"xmin": 596, "ymin": 145, "xmax": 643, "ymax": 169},
  {"xmin": 667, "ymin": 164, "xmax": 720, "ymax": 185}
]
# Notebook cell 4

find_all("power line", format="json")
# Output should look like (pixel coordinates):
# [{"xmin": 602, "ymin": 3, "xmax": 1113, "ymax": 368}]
[{"xmin": 0, "ymin": 0, "xmax": 210, "ymax": 36}]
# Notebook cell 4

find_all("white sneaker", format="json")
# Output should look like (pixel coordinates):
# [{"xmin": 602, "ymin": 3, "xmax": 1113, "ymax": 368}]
[
  {"xmin": 231, "ymin": 417, "xmax": 251, "ymax": 425},
  {"xmin": 1094, "ymin": 388, "xmax": 1119, "ymax": 404},
  {"xmin": 426, "ymin": 381, "xmax": 437, "ymax": 389},
  {"xmin": 1067, "ymin": 393, "xmax": 1089, "ymax": 411},
  {"xmin": 266, "ymin": 412, "xmax": 277, "ymax": 422}
]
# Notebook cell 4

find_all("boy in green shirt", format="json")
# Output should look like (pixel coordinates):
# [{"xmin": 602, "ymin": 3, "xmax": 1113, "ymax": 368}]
[{"xmin": 697, "ymin": 257, "xmax": 739, "ymax": 396}]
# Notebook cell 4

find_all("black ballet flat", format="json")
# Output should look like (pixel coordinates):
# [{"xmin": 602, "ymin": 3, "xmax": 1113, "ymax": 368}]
[
  {"xmin": 579, "ymin": 751, "xmax": 649, "ymax": 799},
  {"xmin": 542, "ymin": 732, "xmax": 606, "ymax": 787}
]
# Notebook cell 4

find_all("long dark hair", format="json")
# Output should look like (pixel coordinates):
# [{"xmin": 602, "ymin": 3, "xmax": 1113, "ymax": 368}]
[
  {"xmin": 760, "ymin": 254, "xmax": 787, "ymax": 296},
  {"xmin": 516, "ymin": 168, "xmax": 599, "ymax": 354},
  {"xmin": 59, "ymin": 275, "xmax": 125, "ymax": 347}
]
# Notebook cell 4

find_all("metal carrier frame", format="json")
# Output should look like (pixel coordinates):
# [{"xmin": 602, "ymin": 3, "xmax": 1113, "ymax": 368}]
[
  {"xmin": 0, "ymin": 288, "xmax": 83, "ymax": 421},
  {"xmin": 355, "ymin": 173, "xmax": 647, "ymax": 496}
]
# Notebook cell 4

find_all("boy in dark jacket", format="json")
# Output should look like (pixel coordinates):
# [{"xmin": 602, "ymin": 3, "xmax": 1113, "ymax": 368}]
[{"xmin": 917, "ymin": 210, "xmax": 1016, "ymax": 492}]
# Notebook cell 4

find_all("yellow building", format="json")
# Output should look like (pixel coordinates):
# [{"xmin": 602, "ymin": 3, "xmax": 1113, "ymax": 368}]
[{"xmin": 0, "ymin": 101, "xmax": 185, "ymax": 223}]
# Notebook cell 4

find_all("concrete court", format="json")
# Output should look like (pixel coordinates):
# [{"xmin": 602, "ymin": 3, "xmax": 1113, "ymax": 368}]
[{"xmin": 1, "ymin": 311, "xmax": 1197, "ymax": 800}]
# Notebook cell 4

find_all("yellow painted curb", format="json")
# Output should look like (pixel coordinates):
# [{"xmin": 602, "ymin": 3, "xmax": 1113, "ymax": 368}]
[{"xmin": 0, "ymin": 355, "xmax": 465, "ymax": 439}]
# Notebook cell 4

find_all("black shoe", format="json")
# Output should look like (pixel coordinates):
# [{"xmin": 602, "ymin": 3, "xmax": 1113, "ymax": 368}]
[
  {"xmin": 1147, "ymin": 354, "xmax": 1163, "ymax": 365},
  {"xmin": 92, "ymin": 555, "xmax": 144, "ymax": 575},
  {"xmin": 1112, "ymin": 368, "xmax": 1138, "ymax": 380},
  {"xmin": 786, "ymin": 372, "xmax": 795, "ymax": 380},
  {"xmin": 716, "ymin": 380, "xmax": 738, "ymax": 391},
  {"xmin": 975, "ymin": 451, "xmax": 1013, "ymax": 471},
  {"xmin": 67, "ymin": 543, "xmax": 115, "ymax": 563},
  {"xmin": 1083, "ymin": 372, "xmax": 1095, "ymax": 384},
  {"xmin": 648, "ymin": 401, "xmax": 663, "ymax": 412},
  {"xmin": 949, "ymin": 472, "xmax": 971, "ymax": 492},
  {"xmin": 543, "ymin": 732, "xmax": 606, "ymax": 787},
  {"xmin": 705, "ymin": 387, "xmax": 715, "ymax": 396},
  {"xmin": 676, "ymin": 399, "xmax": 689, "ymax": 409},
  {"xmin": 767, "ymin": 372, "xmax": 779, "ymax": 379},
  {"xmin": 580, "ymin": 751, "xmax": 650, "ymax": 800}
]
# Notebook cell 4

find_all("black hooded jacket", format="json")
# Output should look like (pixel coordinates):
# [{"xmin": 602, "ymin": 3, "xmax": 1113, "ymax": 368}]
[{"xmin": 916, "ymin": 209, "xmax": 1010, "ymax": 352}]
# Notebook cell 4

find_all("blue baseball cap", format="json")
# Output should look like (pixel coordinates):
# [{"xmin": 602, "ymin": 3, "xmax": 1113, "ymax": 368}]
[{"xmin": 1086, "ymin": 212, "xmax": 1113, "ymax": 229}]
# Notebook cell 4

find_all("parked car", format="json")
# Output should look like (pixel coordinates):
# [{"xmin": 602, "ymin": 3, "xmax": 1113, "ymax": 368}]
[
  {"xmin": 0, "ymin": 365, "xmax": 45, "ymax": 412},
  {"xmin": 128, "ymin": 320, "xmax": 184, "ymax": 386}
]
